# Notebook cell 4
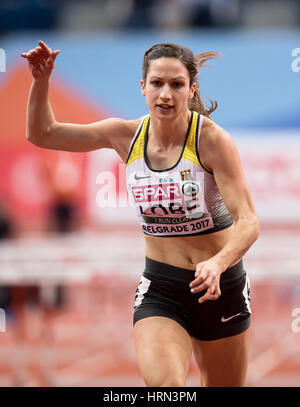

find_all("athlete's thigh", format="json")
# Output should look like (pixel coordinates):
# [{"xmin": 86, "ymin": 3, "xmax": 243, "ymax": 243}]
[
  {"xmin": 134, "ymin": 316, "xmax": 193, "ymax": 387},
  {"xmin": 192, "ymin": 328, "xmax": 251, "ymax": 387}
]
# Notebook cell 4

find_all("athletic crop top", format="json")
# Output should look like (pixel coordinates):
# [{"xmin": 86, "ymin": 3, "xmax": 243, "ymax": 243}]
[{"xmin": 126, "ymin": 111, "xmax": 233, "ymax": 237}]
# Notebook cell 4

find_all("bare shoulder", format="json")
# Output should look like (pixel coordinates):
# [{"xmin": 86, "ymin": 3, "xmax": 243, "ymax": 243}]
[
  {"xmin": 201, "ymin": 116, "xmax": 232, "ymax": 146},
  {"xmin": 99, "ymin": 115, "xmax": 145, "ymax": 162},
  {"xmin": 199, "ymin": 116, "xmax": 237, "ymax": 172},
  {"xmin": 126, "ymin": 116, "xmax": 145, "ymax": 132}
]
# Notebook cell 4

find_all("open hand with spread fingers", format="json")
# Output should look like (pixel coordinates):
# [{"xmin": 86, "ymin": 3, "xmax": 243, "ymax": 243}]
[
  {"xmin": 190, "ymin": 259, "xmax": 224, "ymax": 304},
  {"xmin": 21, "ymin": 40, "xmax": 60, "ymax": 80}
]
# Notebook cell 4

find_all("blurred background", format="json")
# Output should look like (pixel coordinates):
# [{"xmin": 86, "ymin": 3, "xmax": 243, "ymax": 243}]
[{"xmin": 0, "ymin": 0, "xmax": 300, "ymax": 387}]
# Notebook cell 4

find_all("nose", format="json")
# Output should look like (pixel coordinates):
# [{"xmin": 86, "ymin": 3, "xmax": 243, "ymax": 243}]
[{"xmin": 160, "ymin": 84, "xmax": 171, "ymax": 101}]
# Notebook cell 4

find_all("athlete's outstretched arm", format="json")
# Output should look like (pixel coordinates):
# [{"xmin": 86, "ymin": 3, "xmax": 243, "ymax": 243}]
[
  {"xmin": 190, "ymin": 118, "xmax": 260, "ymax": 303},
  {"xmin": 21, "ymin": 41, "xmax": 130, "ymax": 153}
]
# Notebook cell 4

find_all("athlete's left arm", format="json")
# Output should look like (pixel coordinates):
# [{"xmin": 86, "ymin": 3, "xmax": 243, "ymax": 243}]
[
  {"xmin": 203, "ymin": 119, "xmax": 260, "ymax": 267},
  {"xmin": 189, "ymin": 119, "xmax": 260, "ymax": 303}
]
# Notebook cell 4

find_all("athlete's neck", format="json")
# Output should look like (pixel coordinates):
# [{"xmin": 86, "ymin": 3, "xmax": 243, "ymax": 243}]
[{"xmin": 148, "ymin": 110, "xmax": 191, "ymax": 149}]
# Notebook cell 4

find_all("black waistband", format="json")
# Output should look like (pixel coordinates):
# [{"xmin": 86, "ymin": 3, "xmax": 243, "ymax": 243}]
[{"xmin": 144, "ymin": 257, "xmax": 246, "ymax": 287}]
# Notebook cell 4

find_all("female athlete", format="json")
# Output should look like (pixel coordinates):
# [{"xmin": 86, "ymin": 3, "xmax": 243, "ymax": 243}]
[{"xmin": 22, "ymin": 41, "xmax": 259, "ymax": 387}]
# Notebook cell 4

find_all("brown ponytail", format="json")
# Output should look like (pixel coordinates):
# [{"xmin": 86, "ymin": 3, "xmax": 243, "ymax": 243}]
[
  {"xmin": 142, "ymin": 44, "xmax": 220, "ymax": 118},
  {"xmin": 188, "ymin": 51, "xmax": 220, "ymax": 117}
]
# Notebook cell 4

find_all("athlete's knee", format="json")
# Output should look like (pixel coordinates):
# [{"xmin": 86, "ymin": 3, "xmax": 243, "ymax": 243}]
[
  {"xmin": 200, "ymin": 371, "xmax": 246, "ymax": 387},
  {"xmin": 159, "ymin": 378, "xmax": 186, "ymax": 387},
  {"xmin": 145, "ymin": 373, "xmax": 187, "ymax": 387}
]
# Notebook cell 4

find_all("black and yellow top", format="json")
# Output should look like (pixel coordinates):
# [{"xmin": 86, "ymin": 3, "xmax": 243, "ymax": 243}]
[{"xmin": 126, "ymin": 111, "xmax": 233, "ymax": 237}]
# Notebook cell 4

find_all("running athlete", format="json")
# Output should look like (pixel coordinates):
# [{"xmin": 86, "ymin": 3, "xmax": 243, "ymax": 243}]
[{"xmin": 22, "ymin": 41, "xmax": 260, "ymax": 387}]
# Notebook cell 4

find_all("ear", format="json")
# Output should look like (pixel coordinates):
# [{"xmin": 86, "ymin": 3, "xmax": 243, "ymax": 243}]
[
  {"xmin": 140, "ymin": 79, "xmax": 146, "ymax": 96},
  {"xmin": 189, "ymin": 82, "xmax": 197, "ymax": 99}
]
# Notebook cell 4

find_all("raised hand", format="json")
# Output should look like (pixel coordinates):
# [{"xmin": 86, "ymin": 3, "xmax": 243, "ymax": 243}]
[{"xmin": 21, "ymin": 40, "xmax": 60, "ymax": 80}]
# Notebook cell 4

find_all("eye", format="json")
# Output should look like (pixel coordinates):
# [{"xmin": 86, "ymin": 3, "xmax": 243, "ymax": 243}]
[
  {"xmin": 151, "ymin": 80, "xmax": 161, "ymax": 87},
  {"xmin": 173, "ymin": 82, "xmax": 183, "ymax": 88}
]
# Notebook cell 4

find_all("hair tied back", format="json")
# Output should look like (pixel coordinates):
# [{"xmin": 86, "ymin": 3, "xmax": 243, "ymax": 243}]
[{"xmin": 194, "ymin": 51, "xmax": 221, "ymax": 70}]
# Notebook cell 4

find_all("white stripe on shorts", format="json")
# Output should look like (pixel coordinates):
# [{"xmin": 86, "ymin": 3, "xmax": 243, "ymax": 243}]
[
  {"xmin": 134, "ymin": 275, "xmax": 151, "ymax": 308},
  {"xmin": 242, "ymin": 273, "xmax": 251, "ymax": 314}
]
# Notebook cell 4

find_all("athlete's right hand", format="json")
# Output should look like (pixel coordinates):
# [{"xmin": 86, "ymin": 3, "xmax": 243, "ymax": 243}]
[{"xmin": 21, "ymin": 40, "xmax": 60, "ymax": 80}]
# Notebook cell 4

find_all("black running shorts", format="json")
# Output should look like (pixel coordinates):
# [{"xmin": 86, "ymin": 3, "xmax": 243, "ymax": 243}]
[{"xmin": 133, "ymin": 257, "xmax": 251, "ymax": 341}]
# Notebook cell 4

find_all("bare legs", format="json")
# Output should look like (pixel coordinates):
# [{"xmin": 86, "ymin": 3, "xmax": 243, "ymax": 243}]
[{"xmin": 134, "ymin": 316, "xmax": 250, "ymax": 387}]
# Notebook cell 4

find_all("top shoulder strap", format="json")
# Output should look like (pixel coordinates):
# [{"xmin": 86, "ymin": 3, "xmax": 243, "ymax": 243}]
[
  {"xmin": 182, "ymin": 111, "xmax": 202, "ymax": 166},
  {"xmin": 126, "ymin": 115, "xmax": 150, "ymax": 166}
]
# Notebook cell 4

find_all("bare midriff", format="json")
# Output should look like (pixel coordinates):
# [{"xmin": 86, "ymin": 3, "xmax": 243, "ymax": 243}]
[{"xmin": 144, "ymin": 224, "xmax": 237, "ymax": 270}]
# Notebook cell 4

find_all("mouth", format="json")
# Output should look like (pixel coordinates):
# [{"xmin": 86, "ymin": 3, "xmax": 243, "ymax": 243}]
[{"xmin": 157, "ymin": 104, "xmax": 174, "ymax": 110}]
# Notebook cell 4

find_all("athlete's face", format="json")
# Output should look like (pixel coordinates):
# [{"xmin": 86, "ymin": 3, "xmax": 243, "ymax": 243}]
[{"xmin": 141, "ymin": 57, "xmax": 196, "ymax": 118}]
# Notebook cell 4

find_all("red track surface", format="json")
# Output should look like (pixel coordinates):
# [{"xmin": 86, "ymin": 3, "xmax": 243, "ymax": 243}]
[{"xmin": 0, "ymin": 227, "xmax": 299, "ymax": 387}]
